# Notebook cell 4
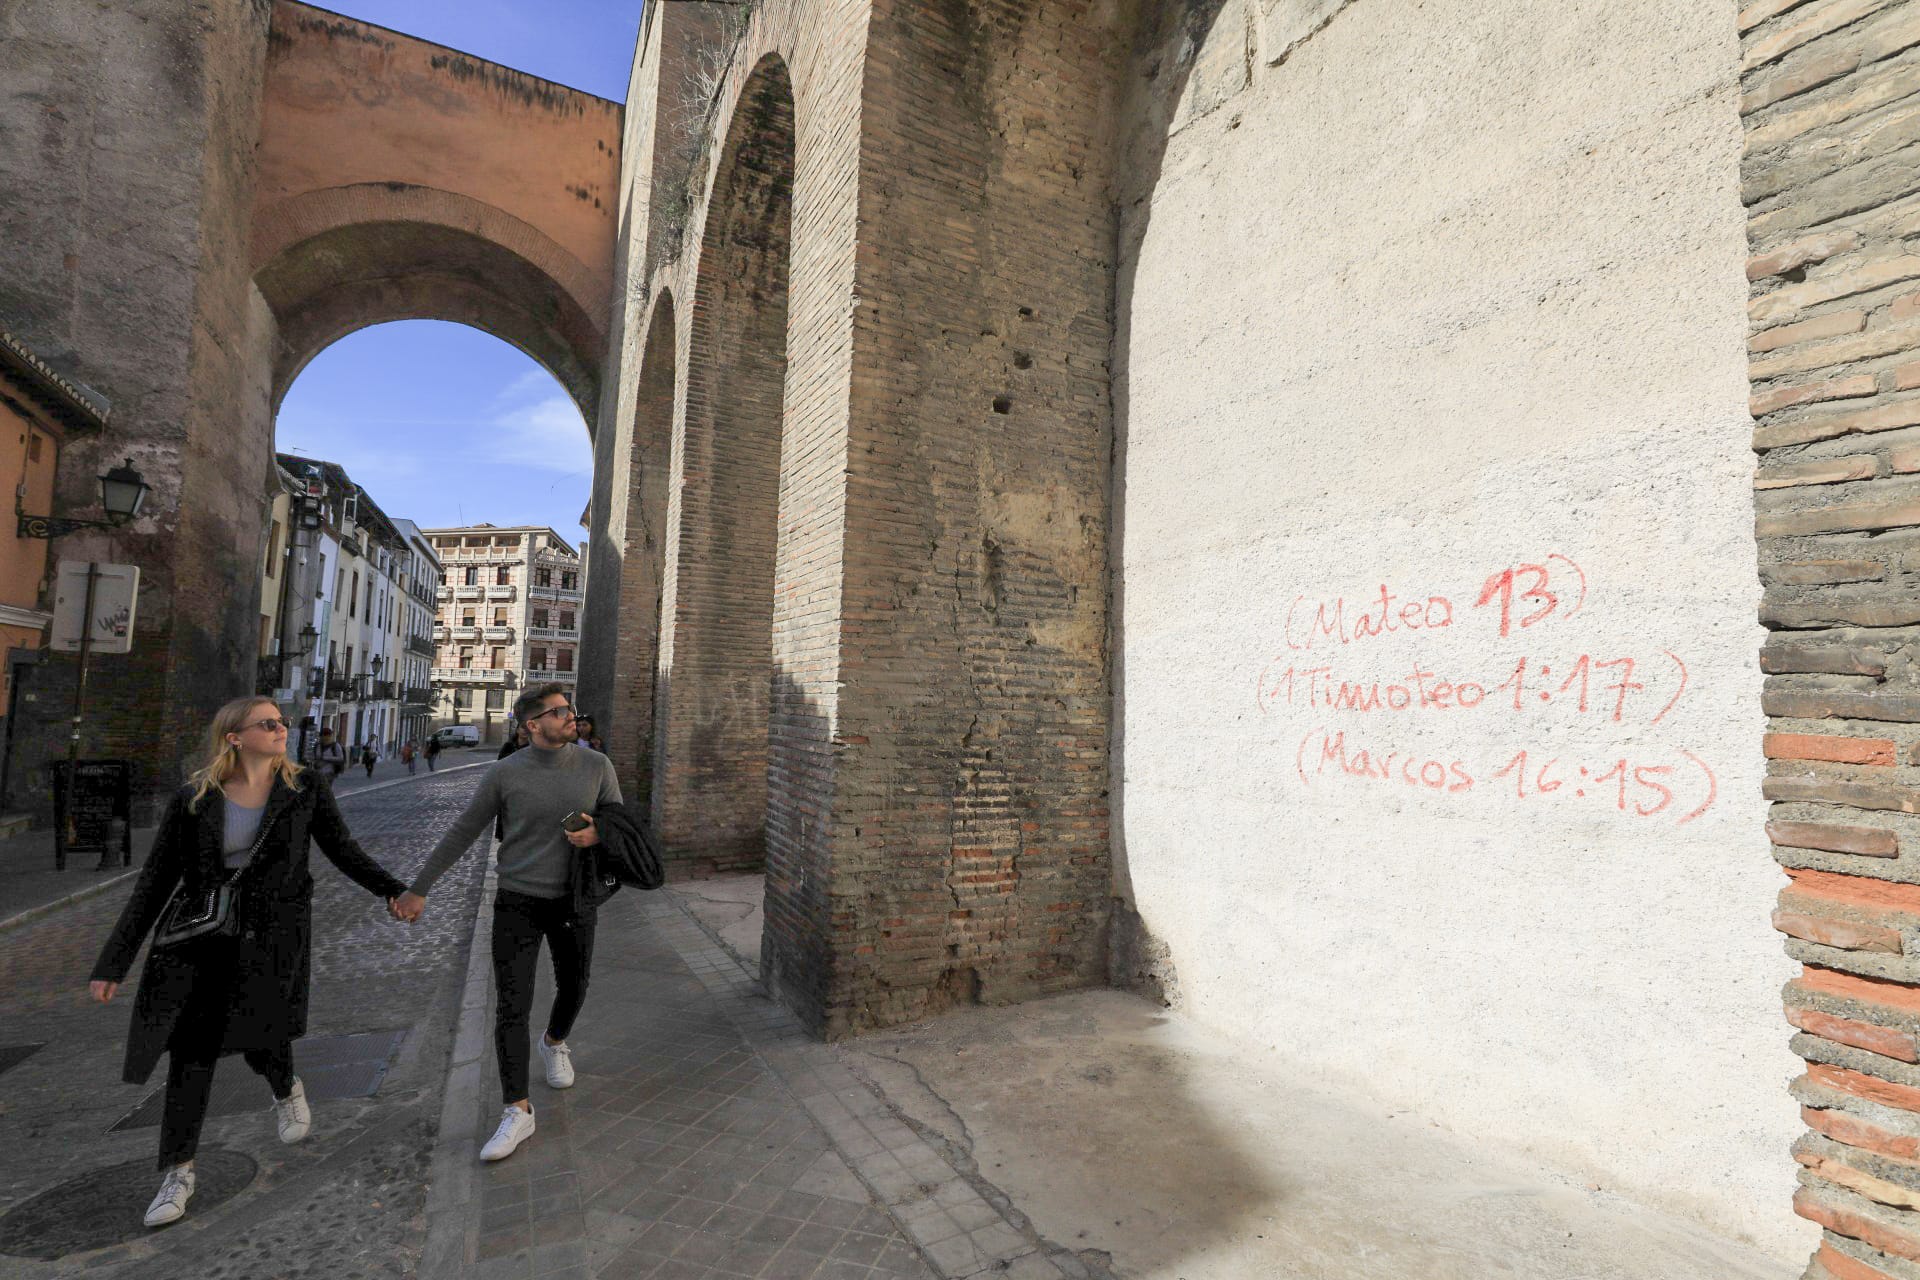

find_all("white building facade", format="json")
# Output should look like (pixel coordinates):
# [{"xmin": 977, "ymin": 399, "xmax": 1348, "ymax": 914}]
[{"xmin": 425, "ymin": 524, "xmax": 581, "ymax": 744}]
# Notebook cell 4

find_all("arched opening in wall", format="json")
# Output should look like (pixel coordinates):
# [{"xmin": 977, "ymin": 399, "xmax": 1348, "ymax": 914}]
[
  {"xmin": 654, "ymin": 54, "xmax": 795, "ymax": 879},
  {"xmin": 268, "ymin": 320, "xmax": 593, "ymax": 759},
  {"xmin": 604, "ymin": 292, "xmax": 677, "ymax": 804}
]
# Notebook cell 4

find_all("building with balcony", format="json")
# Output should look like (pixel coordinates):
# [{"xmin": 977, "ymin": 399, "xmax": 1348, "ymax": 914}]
[
  {"xmin": 265, "ymin": 457, "xmax": 442, "ymax": 762},
  {"xmin": 424, "ymin": 524, "xmax": 581, "ymax": 743}
]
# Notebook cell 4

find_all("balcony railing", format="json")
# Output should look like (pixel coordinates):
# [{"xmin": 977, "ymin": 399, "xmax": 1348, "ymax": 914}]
[
  {"xmin": 255, "ymin": 657, "xmax": 283, "ymax": 696},
  {"xmin": 483, "ymin": 626, "xmax": 514, "ymax": 641},
  {"xmin": 432, "ymin": 667, "xmax": 510, "ymax": 684},
  {"xmin": 435, "ymin": 586, "xmax": 452, "ymax": 601},
  {"xmin": 449, "ymin": 626, "xmax": 480, "ymax": 641},
  {"xmin": 403, "ymin": 685, "xmax": 433, "ymax": 707},
  {"xmin": 326, "ymin": 676, "xmax": 357, "ymax": 701},
  {"xmin": 407, "ymin": 634, "xmax": 435, "ymax": 657},
  {"xmin": 453, "ymin": 586, "xmax": 485, "ymax": 601},
  {"xmin": 486, "ymin": 585, "xmax": 516, "ymax": 600},
  {"xmin": 528, "ymin": 667, "xmax": 577, "ymax": 682}
]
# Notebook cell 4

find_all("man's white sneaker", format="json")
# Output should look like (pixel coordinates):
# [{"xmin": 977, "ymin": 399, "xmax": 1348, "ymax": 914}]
[
  {"xmin": 144, "ymin": 1164, "xmax": 195, "ymax": 1227},
  {"xmin": 479, "ymin": 1105, "xmax": 536, "ymax": 1162},
  {"xmin": 538, "ymin": 1036, "xmax": 575, "ymax": 1089},
  {"xmin": 274, "ymin": 1077, "xmax": 311, "ymax": 1144}
]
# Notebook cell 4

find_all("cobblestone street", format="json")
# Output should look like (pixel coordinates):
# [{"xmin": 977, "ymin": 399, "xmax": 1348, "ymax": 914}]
[{"xmin": 0, "ymin": 767, "xmax": 489, "ymax": 1279}]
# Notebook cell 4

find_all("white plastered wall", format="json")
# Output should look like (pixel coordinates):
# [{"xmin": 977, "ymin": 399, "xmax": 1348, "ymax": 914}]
[{"xmin": 1114, "ymin": 0, "xmax": 1805, "ymax": 1258}]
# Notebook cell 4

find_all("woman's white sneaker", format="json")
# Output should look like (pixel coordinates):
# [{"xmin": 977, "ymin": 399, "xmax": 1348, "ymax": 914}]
[
  {"xmin": 538, "ymin": 1036, "xmax": 575, "ymax": 1089},
  {"xmin": 144, "ymin": 1163, "xmax": 195, "ymax": 1227},
  {"xmin": 274, "ymin": 1077, "xmax": 311, "ymax": 1144},
  {"xmin": 479, "ymin": 1105, "xmax": 536, "ymax": 1162}
]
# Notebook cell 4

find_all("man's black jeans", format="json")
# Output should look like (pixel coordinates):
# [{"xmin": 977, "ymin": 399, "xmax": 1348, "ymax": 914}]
[
  {"xmin": 491, "ymin": 889, "xmax": 597, "ymax": 1104},
  {"xmin": 158, "ymin": 1044, "xmax": 294, "ymax": 1169}
]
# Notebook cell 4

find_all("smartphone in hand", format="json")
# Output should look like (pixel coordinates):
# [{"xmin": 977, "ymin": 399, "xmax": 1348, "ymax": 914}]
[{"xmin": 561, "ymin": 811, "xmax": 592, "ymax": 832}]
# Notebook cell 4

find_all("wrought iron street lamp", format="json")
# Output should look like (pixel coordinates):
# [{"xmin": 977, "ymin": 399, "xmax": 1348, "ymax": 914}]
[{"xmin": 18, "ymin": 458, "xmax": 149, "ymax": 539}]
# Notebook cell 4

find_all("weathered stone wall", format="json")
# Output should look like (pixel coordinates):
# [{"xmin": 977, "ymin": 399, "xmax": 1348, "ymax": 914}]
[
  {"xmin": 579, "ymin": 0, "xmax": 734, "ymax": 800},
  {"xmin": 1738, "ymin": 2, "xmax": 1920, "ymax": 1276},
  {"xmin": 0, "ymin": 0, "xmax": 274, "ymax": 817},
  {"xmin": 819, "ymin": 0, "xmax": 1122, "ymax": 1033},
  {"xmin": 1114, "ymin": 0, "xmax": 1800, "ymax": 1256}
]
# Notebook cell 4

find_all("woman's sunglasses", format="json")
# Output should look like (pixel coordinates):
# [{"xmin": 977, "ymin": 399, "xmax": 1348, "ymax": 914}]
[{"xmin": 242, "ymin": 717, "xmax": 291, "ymax": 733}]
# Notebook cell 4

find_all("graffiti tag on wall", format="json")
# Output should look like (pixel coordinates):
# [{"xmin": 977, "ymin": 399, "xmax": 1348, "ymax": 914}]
[{"xmin": 1253, "ymin": 556, "xmax": 1716, "ymax": 825}]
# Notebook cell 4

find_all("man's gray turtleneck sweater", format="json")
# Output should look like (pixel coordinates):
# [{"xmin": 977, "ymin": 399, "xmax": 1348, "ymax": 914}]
[{"xmin": 410, "ymin": 743, "xmax": 622, "ymax": 900}]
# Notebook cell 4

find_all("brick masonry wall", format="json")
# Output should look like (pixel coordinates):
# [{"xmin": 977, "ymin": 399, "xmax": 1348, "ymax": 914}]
[
  {"xmin": 822, "ymin": 0, "xmax": 1122, "ymax": 1034},
  {"xmin": 635, "ymin": 0, "xmax": 871, "ymax": 1031},
  {"xmin": 1742, "ymin": 2, "xmax": 1920, "ymax": 1276},
  {"xmin": 653, "ymin": 58, "xmax": 795, "ymax": 874},
  {"xmin": 601, "ymin": 295, "xmax": 676, "ymax": 806}
]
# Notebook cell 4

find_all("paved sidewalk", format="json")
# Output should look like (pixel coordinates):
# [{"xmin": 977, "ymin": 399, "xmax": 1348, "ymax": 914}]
[
  {"xmin": 0, "ymin": 825, "xmax": 158, "ymax": 934},
  {"xmin": 425, "ymin": 885, "xmax": 1089, "ymax": 1280}
]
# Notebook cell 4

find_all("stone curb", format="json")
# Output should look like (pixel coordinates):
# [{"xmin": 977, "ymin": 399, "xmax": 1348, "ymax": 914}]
[
  {"xmin": 646, "ymin": 895, "xmax": 1078, "ymax": 1280},
  {"xmin": 0, "ymin": 866, "xmax": 140, "ymax": 935},
  {"xmin": 420, "ymin": 849, "xmax": 499, "ymax": 1280}
]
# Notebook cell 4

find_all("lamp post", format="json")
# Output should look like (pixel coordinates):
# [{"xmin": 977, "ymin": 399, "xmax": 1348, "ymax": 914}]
[{"xmin": 19, "ymin": 460, "xmax": 148, "ymax": 870}]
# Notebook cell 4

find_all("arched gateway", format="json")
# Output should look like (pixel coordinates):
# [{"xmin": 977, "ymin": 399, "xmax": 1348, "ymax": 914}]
[{"xmin": 9, "ymin": 2, "xmax": 1913, "ymax": 1267}]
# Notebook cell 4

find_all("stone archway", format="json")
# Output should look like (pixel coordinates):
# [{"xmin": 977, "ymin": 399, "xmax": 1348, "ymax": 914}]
[
  {"xmin": 602, "ymin": 289, "xmax": 677, "ymax": 805},
  {"xmin": 652, "ymin": 55, "xmax": 796, "ymax": 877}
]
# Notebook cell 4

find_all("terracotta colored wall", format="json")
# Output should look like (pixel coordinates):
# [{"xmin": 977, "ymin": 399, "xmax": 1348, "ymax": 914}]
[
  {"xmin": 0, "ymin": 397, "xmax": 58, "ymax": 615},
  {"xmin": 254, "ymin": 1, "xmax": 621, "ymax": 294}
]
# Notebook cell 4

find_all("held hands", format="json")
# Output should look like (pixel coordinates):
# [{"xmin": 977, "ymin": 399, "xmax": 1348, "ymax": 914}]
[
  {"xmin": 388, "ymin": 892, "xmax": 426, "ymax": 924},
  {"xmin": 564, "ymin": 815, "xmax": 600, "ymax": 849},
  {"xmin": 89, "ymin": 980, "xmax": 118, "ymax": 1004}
]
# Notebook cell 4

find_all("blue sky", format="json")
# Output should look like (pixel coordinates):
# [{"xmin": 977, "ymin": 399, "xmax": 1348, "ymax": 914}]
[{"xmin": 274, "ymin": 1, "xmax": 646, "ymax": 550}]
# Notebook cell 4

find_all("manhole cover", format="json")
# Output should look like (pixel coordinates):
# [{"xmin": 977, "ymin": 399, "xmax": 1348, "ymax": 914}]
[
  {"xmin": 0, "ymin": 1044, "xmax": 43, "ymax": 1078},
  {"xmin": 0, "ymin": 1149, "xmax": 256, "ymax": 1258},
  {"xmin": 108, "ymin": 1029, "xmax": 406, "ymax": 1131}
]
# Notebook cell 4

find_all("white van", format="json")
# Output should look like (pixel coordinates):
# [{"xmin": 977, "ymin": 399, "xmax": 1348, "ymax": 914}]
[{"xmin": 430, "ymin": 725, "xmax": 480, "ymax": 748}]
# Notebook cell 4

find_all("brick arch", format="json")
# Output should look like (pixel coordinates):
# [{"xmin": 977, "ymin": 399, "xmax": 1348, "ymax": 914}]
[
  {"xmin": 253, "ymin": 183, "xmax": 608, "ymax": 321},
  {"xmin": 652, "ymin": 53, "xmax": 796, "ymax": 880},
  {"xmin": 601, "ymin": 288, "xmax": 677, "ymax": 805},
  {"xmin": 252, "ymin": 185, "xmax": 607, "ymax": 421}
]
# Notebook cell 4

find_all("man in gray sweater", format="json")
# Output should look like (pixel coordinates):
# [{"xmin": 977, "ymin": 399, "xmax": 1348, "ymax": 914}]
[{"xmin": 392, "ymin": 683, "xmax": 620, "ymax": 1162}]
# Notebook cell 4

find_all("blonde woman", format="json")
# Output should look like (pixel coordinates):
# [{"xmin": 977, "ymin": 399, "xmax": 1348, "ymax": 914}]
[{"xmin": 88, "ymin": 696, "xmax": 412, "ymax": 1227}]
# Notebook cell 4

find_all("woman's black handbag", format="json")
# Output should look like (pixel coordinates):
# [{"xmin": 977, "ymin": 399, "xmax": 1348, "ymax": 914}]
[{"xmin": 152, "ymin": 803, "xmax": 273, "ymax": 951}]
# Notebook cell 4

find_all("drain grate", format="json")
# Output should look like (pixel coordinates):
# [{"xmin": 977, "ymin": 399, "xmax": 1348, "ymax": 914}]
[
  {"xmin": 0, "ymin": 1044, "xmax": 43, "ymax": 1078},
  {"xmin": 107, "ymin": 1029, "xmax": 406, "ymax": 1132},
  {"xmin": 0, "ymin": 1149, "xmax": 256, "ymax": 1259}
]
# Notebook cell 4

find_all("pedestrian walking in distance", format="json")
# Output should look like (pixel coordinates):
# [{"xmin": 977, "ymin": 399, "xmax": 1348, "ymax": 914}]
[
  {"xmin": 424, "ymin": 735, "xmax": 440, "ymax": 771},
  {"xmin": 87, "ymin": 696, "xmax": 413, "ymax": 1227},
  {"xmin": 392, "ymin": 684, "xmax": 620, "ymax": 1163},
  {"xmin": 401, "ymin": 740, "xmax": 417, "ymax": 774},
  {"xmin": 315, "ymin": 727, "xmax": 346, "ymax": 780},
  {"xmin": 360, "ymin": 743, "xmax": 377, "ymax": 778}
]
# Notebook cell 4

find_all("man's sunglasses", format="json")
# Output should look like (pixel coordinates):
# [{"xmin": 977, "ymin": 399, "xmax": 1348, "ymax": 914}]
[{"xmin": 527, "ymin": 704, "xmax": 576, "ymax": 723}]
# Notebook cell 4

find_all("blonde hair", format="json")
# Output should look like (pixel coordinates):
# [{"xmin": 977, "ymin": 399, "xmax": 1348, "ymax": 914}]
[{"xmin": 187, "ymin": 696, "xmax": 304, "ymax": 811}]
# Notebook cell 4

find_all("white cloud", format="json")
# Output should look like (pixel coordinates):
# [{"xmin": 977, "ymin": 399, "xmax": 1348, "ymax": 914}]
[{"xmin": 485, "ymin": 390, "xmax": 594, "ymax": 474}]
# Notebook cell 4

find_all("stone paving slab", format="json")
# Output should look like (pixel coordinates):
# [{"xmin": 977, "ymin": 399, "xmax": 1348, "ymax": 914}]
[
  {"xmin": 426, "ymin": 883, "xmax": 955, "ymax": 1280},
  {"xmin": 426, "ymin": 879, "xmax": 1101, "ymax": 1280}
]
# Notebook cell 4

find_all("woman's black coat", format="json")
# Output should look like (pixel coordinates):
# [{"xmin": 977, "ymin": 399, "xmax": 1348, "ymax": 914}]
[{"xmin": 90, "ymin": 773, "xmax": 408, "ymax": 1084}]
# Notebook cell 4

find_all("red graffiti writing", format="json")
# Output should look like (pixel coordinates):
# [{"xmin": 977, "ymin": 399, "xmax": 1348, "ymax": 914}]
[
  {"xmin": 1257, "ymin": 651, "xmax": 1690, "ymax": 727},
  {"xmin": 1294, "ymin": 726, "xmax": 1716, "ymax": 826},
  {"xmin": 1283, "ymin": 555, "xmax": 1587, "ymax": 653}
]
